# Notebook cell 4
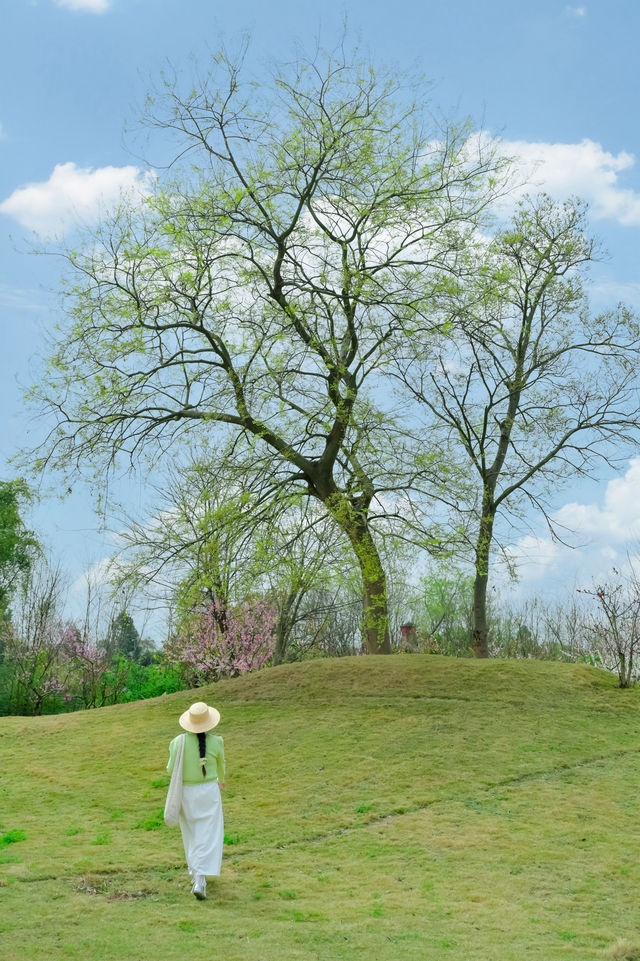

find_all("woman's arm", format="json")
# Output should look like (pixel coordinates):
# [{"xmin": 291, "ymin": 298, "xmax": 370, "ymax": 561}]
[
  {"xmin": 216, "ymin": 737, "xmax": 225, "ymax": 786},
  {"xmin": 166, "ymin": 736, "xmax": 177, "ymax": 774}
]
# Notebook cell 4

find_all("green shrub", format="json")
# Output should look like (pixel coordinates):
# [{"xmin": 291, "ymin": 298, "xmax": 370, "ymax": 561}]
[
  {"xmin": 0, "ymin": 829, "xmax": 27, "ymax": 846},
  {"xmin": 114, "ymin": 656, "xmax": 184, "ymax": 702}
]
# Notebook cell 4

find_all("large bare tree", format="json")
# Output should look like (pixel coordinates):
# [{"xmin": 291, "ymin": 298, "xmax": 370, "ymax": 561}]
[
  {"xmin": 31, "ymin": 43, "xmax": 508, "ymax": 652},
  {"xmin": 396, "ymin": 195, "xmax": 640, "ymax": 656}
]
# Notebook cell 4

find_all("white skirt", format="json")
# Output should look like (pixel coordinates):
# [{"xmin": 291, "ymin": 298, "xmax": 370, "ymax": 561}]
[{"xmin": 179, "ymin": 781, "xmax": 224, "ymax": 877}]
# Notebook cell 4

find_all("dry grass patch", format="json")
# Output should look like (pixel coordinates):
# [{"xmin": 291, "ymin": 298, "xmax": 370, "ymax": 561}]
[{"xmin": 606, "ymin": 941, "xmax": 640, "ymax": 960}]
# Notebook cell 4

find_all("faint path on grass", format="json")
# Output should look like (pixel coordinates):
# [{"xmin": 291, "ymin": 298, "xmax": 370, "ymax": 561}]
[
  {"xmin": 270, "ymin": 744, "xmax": 640, "ymax": 849},
  {"xmin": 9, "ymin": 744, "xmax": 639, "ymax": 887}
]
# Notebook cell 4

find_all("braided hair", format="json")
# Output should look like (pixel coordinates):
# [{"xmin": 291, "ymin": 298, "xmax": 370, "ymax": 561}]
[{"xmin": 197, "ymin": 731, "xmax": 207, "ymax": 777}]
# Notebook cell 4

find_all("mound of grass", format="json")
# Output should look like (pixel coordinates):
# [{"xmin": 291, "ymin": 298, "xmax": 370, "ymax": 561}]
[{"xmin": 0, "ymin": 655, "xmax": 639, "ymax": 960}]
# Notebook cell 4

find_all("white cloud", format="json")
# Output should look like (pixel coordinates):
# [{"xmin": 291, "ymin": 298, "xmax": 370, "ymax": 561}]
[
  {"xmin": 54, "ymin": 0, "xmax": 110, "ymax": 12},
  {"xmin": 70, "ymin": 556, "xmax": 115, "ymax": 597},
  {"xmin": 501, "ymin": 458, "xmax": 640, "ymax": 592},
  {"xmin": 565, "ymin": 5, "xmax": 587, "ymax": 16},
  {"xmin": 549, "ymin": 459, "xmax": 640, "ymax": 544},
  {"xmin": 0, "ymin": 162, "xmax": 154, "ymax": 237},
  {"xmin": 503, "ymin": 535, "xmax": 563, "ymax": 583},
  {"xmin": 67, "ymin": 556, "xmax": 164, "ymax": 640},
  {"xmin": 494, "ymin": 137, "xmax": 640, "ymax": 227}
]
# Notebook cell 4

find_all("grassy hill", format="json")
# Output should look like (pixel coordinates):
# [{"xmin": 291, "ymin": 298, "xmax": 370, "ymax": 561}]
[{"xmin": 1, "ymin": 655, "xmax": 639, "ymax": 961}]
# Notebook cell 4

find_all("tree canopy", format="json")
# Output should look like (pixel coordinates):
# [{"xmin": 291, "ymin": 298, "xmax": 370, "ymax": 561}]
[
  {"xmin": 27, "ymin": 42, "xmax": 640, "ymax": 658},
  {"xmin": 30, "ymin": 43, "xmax": 509, "ymax": 653},
  {"xmin": 396, "ymin": 194, "xmax": 640, "ymax": 655}
]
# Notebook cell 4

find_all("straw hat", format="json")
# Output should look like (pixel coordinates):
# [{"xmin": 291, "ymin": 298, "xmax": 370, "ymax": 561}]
[{"xmin": 179, "ymin": 701, "xmax": 221, "ymax": 733}]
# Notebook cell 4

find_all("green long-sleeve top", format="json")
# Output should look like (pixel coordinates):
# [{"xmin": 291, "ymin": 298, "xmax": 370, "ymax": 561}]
[{"xmin": 167, "ymin": 732, "xmax": 225, "ymax": 785}]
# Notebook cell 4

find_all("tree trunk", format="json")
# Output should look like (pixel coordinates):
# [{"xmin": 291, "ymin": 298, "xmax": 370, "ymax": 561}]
[
  {"xmin": 273, "ymin": 589, "xmax": 297, "ymax": 666},
  {"xmin": 361, "ymin": 563, "xmax": 391, "ymax": 654},
  {"xmin": 325, "ymin": 493, "xmax": 391, "ymax": 654},
  {"xmin": 472, "ymin": 503, "xmax": 495, "ymax": 658},
  {"xmin": 472, "ymin": 569, "xmax": 490, "ymax": 658}
]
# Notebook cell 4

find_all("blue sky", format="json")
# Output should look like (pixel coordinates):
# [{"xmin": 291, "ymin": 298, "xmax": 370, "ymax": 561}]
[{"xmin": 2, "ymin": 0, "xmax": 640, "ymax": 633}]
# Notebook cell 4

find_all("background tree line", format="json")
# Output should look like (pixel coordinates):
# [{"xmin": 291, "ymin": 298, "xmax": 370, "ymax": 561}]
[
  {"xmin": 2, "ymin": 466, "xmax": 639, "ymax": 717},
  {"xmin": 0, "ymin": 488, "xmax": 181, "ymax": 715}
]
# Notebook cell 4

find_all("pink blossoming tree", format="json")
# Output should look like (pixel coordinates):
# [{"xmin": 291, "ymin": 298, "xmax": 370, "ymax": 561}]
[
  {"xmin": 166, "ymin": 599, "xmax": 276, "ymax": 685},
  {"xmin": 5, "ymin": 619, "xmax": 127, "ymax": 714}
]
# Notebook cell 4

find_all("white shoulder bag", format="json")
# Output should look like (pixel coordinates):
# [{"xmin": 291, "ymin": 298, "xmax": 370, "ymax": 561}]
[{"xmin": 164, "ymin": 733, "xmax": 186, "ymax": 827}]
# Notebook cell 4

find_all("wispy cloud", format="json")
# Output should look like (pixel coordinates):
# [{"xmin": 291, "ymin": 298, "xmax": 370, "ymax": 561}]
[
  {"xmin": 0, "ymin": 162, "xmax": 154, "ymax": 237},
  {"xmin": 591, "ymin": 281, "xmax": 640, "ymax": 311},
  {"xmin": 0, "ymin": 282, "xmax": 47, "ymax": 311},
  {"xmin": 54, "ymin": 0, "xmax": 111, "ymax": 12},
  {"xmin": 565, "ymin": 5, "xmax": 587, "ymax": 17}
]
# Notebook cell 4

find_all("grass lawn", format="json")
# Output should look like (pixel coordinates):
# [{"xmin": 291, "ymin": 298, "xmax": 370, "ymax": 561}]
[{"xmin": 1, "ymin": 655, "xmax": 639, "ymax": 960}]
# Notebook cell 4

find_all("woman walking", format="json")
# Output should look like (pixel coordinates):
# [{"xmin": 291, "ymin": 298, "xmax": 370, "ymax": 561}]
[{"xmin": 167, "ymin": 701, "xmax": 226, "ymax": 900}]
